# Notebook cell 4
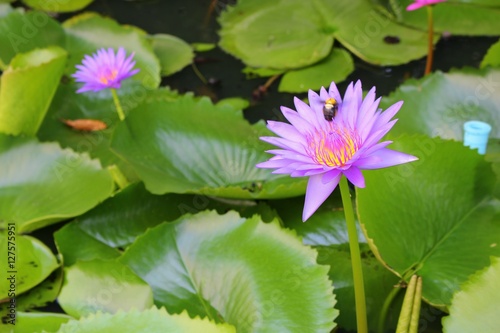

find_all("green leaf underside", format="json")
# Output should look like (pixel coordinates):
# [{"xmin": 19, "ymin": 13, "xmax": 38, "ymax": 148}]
[
  {"xmin": 8, "ymin": 312, "xmax": 71, "ymax": 333},
  {"xmin": 55, "ymin": 308, "xmax": 236, "ymax": 333},
  {"xmin": 0, "ymin": 46, "xmax": 67, "ymax": 136},
  {"xmin": 54, "ymin": 222, "xmax": 120, "ymax": 266},
  {"xmin": 0, "ymin": 9, "xmax": 65, "ymax": 69},
  {"xmin": 120, "ymin": 211, "xmax": 337, "ymax": 332},
  {"xmin": 398, "ymin": 0, "xmax": 500, "ymax": 36},
  {"xmin": 0, "ymin": 134, "xmax": 114, "ymax": 233},
  {"xmin": 279, "ymin": 48, "xmax": 354, "ymax": 93},
  {"xmin": 219, "ymin": 0, "xmax": 432, "ymax": 67},
  {"xmin": 442, "ymin": 257, "xmax": 500, "ymax": 333},
  {"xmin": 481, "ymin": 38, "xmax": 500, "ymax": 68},
  {"xmin": 22, "ymin": 0, "xmax": 94, "ymax": 13},
  {"xmin": 150, "ymin": 34, "xmax": 194, "ymax": 76},
  {"xmin": 57, "ymin": 259, "xmax": 154, "ymax": 318},
  {"xmin": 110, "ymin": 95, "xmax": 306, "ymax": 199},
  {"xmin": 381, "ymin": 68, "xmax": 500, "ymax": 140},
  {"xmin": 357, "ymin": 135, "xmax": 500, "ymax": 307},
  {"xmin": 63, "ymin": 12, "xmax": 161, "ymax": 89},
  {"xmin": 0, "ymin": 234, "xmax": 59, "ymax": 298}
]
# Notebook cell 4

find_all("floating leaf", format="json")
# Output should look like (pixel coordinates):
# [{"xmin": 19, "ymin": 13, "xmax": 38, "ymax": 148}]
[
  {"xmin": 381, "ymin": 68, "xmax": 500, "ymax": 140},
  {"xmin": 111, "ymin": 95, "xmax": 306, "ymax": 199},
  {"xmin": 63, "ymin": 12, "xmax": 161, "ymax": 89},
  {"xmin": 0, "ymin": 233, "xmax": 59, "ymax": 298},
  {"xmin": 218, "ymin": 0, "xmax": 334, "ymax": 69},
  {"xmin": 55, "ymin": 308, "xmax": 236, "ymax": 333},
  {"xmin": 218, "ymin": 0, "xmax": 431, "ymax": 67},
  {"xmin": 279, "ymin": 48, "xmax": 354, "ymax": 93},
  {"xmin": 58, "ymin": 259, "xmax": 154, "ymax": 318},
  {"xmin": 357, "ymin": 135, "xmax": 500, "ymax": 307},
  {"xmin": 120, "ymin": 211, "xmax": 337, "ymax": 332},
  {"xmin": 481, "ymin": 38, "xmax": 500, "ymax": 68},
  {"xmin": 149, "ymin": 34, "xmax": 194, "ymax": 76},
  {"xmin": 442, "ymin": 257, "xmax": 500, "ymax": 333},
  {"xmin": 22, "ymin": 0, "xmax": 94, "ymax": 12},
  {"xmin": 0, "ymin": 9, "xmax": 65, "ymax": 68},
  {"xmin": 0, "ymin": 134, "xmax": 114, "ymax": 233},
  {"xmin": 0, "ymin": 46, "xmax": 67, "ymax": 136}
]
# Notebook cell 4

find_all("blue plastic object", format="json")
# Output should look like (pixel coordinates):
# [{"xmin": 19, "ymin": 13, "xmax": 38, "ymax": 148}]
[{"xmin": 463, "ymin": 120, "xmax": 492, "ymax": 155}]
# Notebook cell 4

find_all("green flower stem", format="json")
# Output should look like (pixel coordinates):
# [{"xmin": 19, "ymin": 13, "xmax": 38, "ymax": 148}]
[
  {"xmin": 111, "ymin": 88, "xmax": 125, "ymax": 121},
  {"xmin": 339, "ymin": 176, "xmax": 368, "ymax": 333},
  {"xmin": 378, "ymin": 283, "xmax": 404, "ymax": 333},
  {"xmin": 107, "ymin": 164, "xmax": 129, "ymax": 190},
  {"xmin": 425, "ymin": 6, "xmax": 434, "ymax": 76}
]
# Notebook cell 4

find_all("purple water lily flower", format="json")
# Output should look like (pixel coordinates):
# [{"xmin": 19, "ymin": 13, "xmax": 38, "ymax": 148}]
[
  {"xmin": 256, "ymin": 81, "xmax": 418, "ymax": 221},
  {"xmin": 72, "ymin": 47, "xmax": 139, "ymax": 93},
  {"xmin": 407, "ymin": 0, "xmax": 446, "ymax": 11}
]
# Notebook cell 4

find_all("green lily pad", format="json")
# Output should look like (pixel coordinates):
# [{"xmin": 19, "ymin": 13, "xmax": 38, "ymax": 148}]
[
  {"xmin": 120, "ymin": 211, "xmax": 338, "ymax": 332},
  {"xmin": 381, "ymin": 68, "xmax": 500, "ymax": 140},
  {"xmin": 0, "ymin": 46, "xmax": 67, "ymax": 136},
  {"xmin": 55, "ymin": 308, "xmax": 236, "ymax": 333},
  {"xmin": 37, "ymin": 81, "xmax": 183, "ymax": 182},
  {"xmin": 13, "ymin": 268, "xmax": 63, "ymax": 313},
  {"xmin": 149, "ymin": 34, "xmax": 194, "ymax": 76},
  {"xmin": 0, "ymin": 9, "xmax": 65, "ymax": 69},
  {"xmin": 8, "ymin": 312, "xmax": 72, "ymax": 333},
  {"xmin": 63, "ymin": 12, "xmax": 161, "ymax": 89},
  {"xmin": 54, "ymin": 222, "xmax": 120, "ymax": 266},
  {"xmin": 219, "ymin": 0, "xmax": 432, "ymax": 67},
  {"xmin": 279, "ymin": 48, "xmax": 354, "ymax": 93},
  {"xmin": 218, "ymin": 0, "xmax": 334, "ymax": 69},
  {"xmin": 0, "ymin": 233, "xmax": 59, "ymax": 298},
  {"xmin": 58, "ymin": 259, "xmax": 154, "ymax": 318},
  {"xmin": 22, "ymin": 0, "xmax": 94, "ymax": 12},
  {"xmin": 398, "ymin": 0, "xmax": 500, "ymax": 36},
  {"xmin": 442, "ymin": 257, "xmax": 500, "ymax": 332},
  {"xmin": 481, "ymin": 38, "xmax": 500, "ymax": 68},
  {"xmin": 110, "ymin": 95, "xmax": 306, "ymax": 199},
  {"xmin": 356, "ymin": 135, "xmax": 500, "ymax": 308},
  {"xmin": 0, "ymin": 134, "xmax": 114, "ymax": 233}
]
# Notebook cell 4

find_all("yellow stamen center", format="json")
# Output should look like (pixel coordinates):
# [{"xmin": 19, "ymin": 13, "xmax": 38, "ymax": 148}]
[
  {"xmin": 99, "ymin": 69, "xmax": 118, "ymax": 85},
  {"xmin": 307, "ymin": 125, "xmax": 360, "ymax": 167}
]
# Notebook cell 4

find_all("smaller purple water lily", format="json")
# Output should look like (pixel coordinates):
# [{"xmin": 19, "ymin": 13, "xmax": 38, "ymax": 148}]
[
  {"xmin": 72, "ymin": 47, "xmax": 139, "ymax": 93},
  {"xmin": 257, "ymin": 81, "xmax": 418, "ymax": 221},
  {"xmin": 407, "ymin": 0, "xmax": 446, "ymax": 11}
]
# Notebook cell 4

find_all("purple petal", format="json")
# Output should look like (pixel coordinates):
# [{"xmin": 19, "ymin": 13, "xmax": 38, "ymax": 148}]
[
  {"xmin": 372, "ymin": 101, "xmax": 403, "ymax": 130},
  {"xmin": 355, "ymin": 148, "xmax": 418, "ymax": 170},
  {"xmin": 267, "ymin": 121, "xmax": 304, "ymax": 142},
  {"xmin": 328, "ymin": 81, "xmax": 342, "ymax": 103},
  {"xmin": 280, "ymin": 107, "xmax": 314, "ymax": 134},
  {"xmin": 294, "ymin": 97, "xmax": 322, "ymax": 128},
  {"xmin": 322, "ymin": 169, "xmax": 341, "ymax": 184},
  {"xmin": 343, "ymin": 166, "xmax": 365, "ymax": 188},
  {"xmin": 303, "ymin": 173, "xmax": 340, "ymax": 221}
]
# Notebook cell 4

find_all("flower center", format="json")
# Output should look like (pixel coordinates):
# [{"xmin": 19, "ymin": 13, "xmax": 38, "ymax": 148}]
[
  {"xmin": 306, "ymin": 124, "xmax": 360, "ymax": 167},
  {"xmin": 99, "ymin": 69, "xmax": 118, "ymax": 85}
]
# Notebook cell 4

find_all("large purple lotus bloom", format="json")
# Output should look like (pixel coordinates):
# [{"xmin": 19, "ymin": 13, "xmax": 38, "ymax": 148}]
[
  {"xmin": 72, "ymin": 47, "xmax": 139, "ymax": 93},
  {"xmin": 257, "ymin": 81, "xmax": 418, "ymax": 221},
  {"xmin": 406, "ymin": 0, "xmax": 446, "ymax": 11}
]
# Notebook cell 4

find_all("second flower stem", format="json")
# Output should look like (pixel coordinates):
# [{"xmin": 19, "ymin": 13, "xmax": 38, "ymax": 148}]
[
  {"xmin": 111, "ymin": 88, "xmax": 125, "ymax": 121},
  {"xmin": 425, "ymin": 6, "xmax": 434, "ymax": 76},
  {"xmin": 339, "ymin": 176, "xmax": 368, "ymax": 333}
]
